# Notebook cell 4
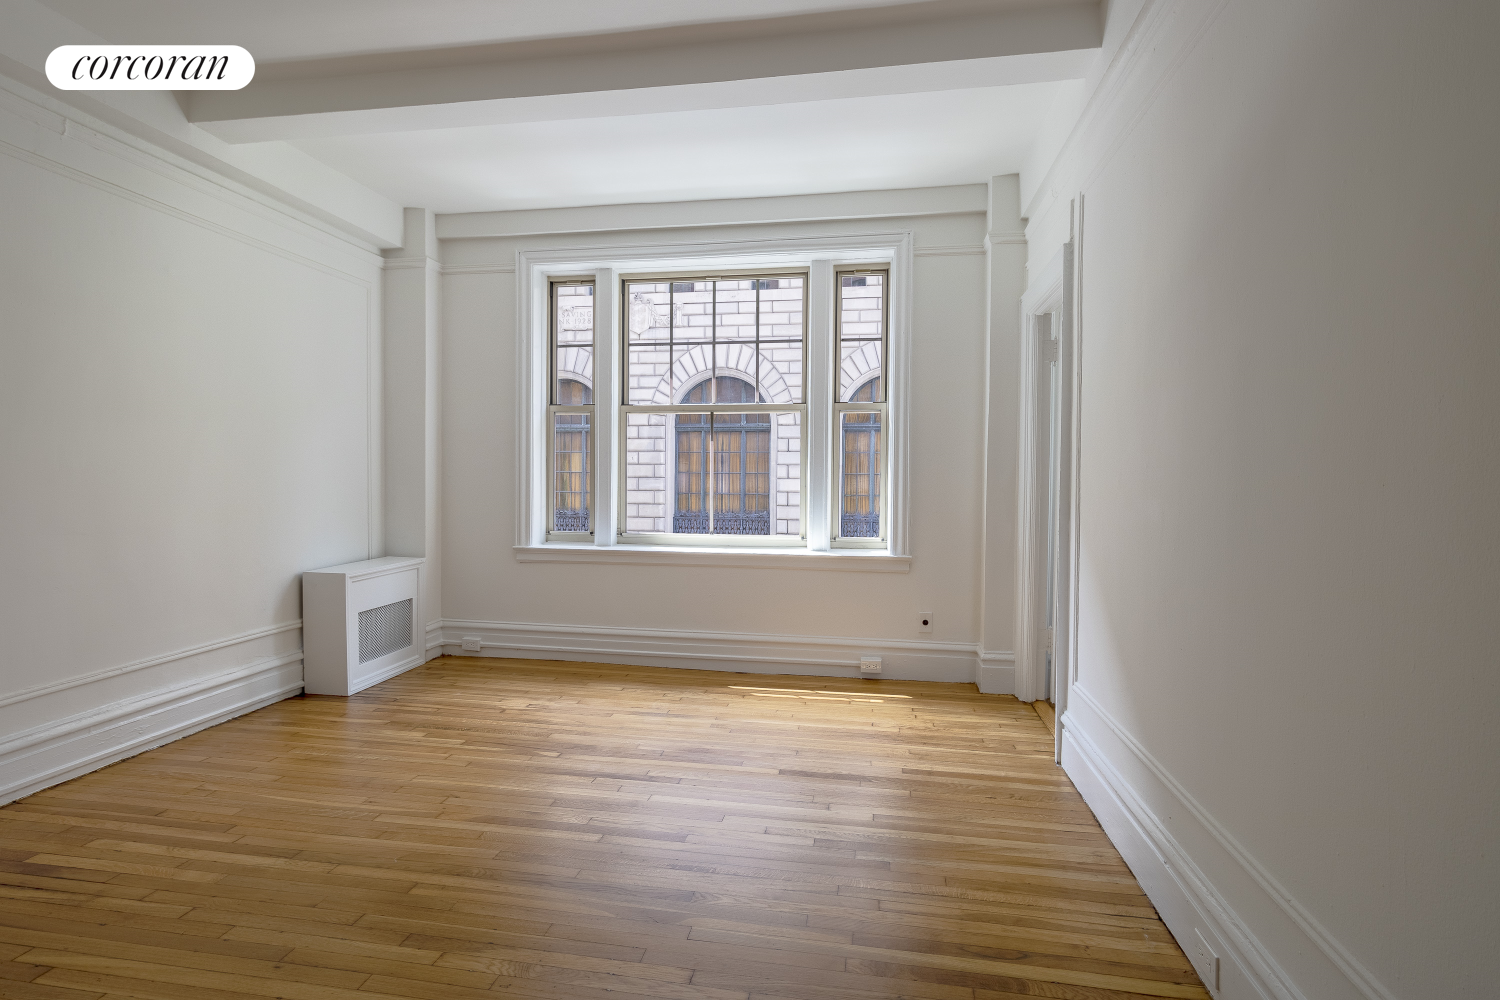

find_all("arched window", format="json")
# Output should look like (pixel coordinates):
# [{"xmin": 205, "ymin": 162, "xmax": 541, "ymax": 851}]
[
  {"xmin": 841, "ymin": 376, "xmax": 881, "ymax": 537},
  {"xmin": 674, "ymin": 376, "xmax": 771, "ymax": 534},
  {"xmin": 553, "ymin": 379, "xmax": 592, "ymax": 531}
]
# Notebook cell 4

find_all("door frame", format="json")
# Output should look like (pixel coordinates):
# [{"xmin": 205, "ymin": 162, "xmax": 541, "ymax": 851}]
[{"xmin": 1015, "ymin": 236, "xmax": 1078, "ymax": 761}]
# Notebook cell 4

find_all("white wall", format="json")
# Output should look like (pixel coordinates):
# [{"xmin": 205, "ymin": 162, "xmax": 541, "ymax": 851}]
[
  {"xmin": 437, "ymin": 209, "xmax": 1004, "ymax": 680},
  {"xmin": 1030, "ymin": 0, "xmax": 1500, "ymax": 997},
  {"xmin": 0, "ymin": 77, "xmax": 382, "ymax": 801},
  {"xmin": 0, "ymin": 0, "xmax": 405, "ymax": 248}
]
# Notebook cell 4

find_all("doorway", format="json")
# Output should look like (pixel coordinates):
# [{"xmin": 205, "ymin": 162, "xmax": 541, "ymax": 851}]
[{"xmin": 1016, "ymin": 243, "xmax": 1075, "ymax": 761}]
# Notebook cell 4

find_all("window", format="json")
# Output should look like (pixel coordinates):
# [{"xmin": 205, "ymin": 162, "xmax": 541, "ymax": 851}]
[
  {"xmin": 531, "ymin": 247, "xmax": 901, "ymax": 559},
  {"xmin": 835, "ymin": 271, "xmax": 887, "ymax": 544},
  {"xmin": 620, "ymin": 274, "xmax": 805, "ymax": 542},
  {"xmin": 549, "ymin": 281, "xmax": 594, "ymax": 535}
]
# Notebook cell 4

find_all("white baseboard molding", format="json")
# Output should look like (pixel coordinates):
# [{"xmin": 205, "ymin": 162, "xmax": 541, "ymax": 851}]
[
  {"xmin": 976, "ymin": 651, "xmax": 1016, "ymax": 694},
  {"xmin": 1061, "ymin": 687, "xmax": 1393, "ymax": 1000},
  {"xmin": 0, "ymin": 653, "xmax": 303, "ymax": 806},
  {"xmin": 434, "ymin": 619, "xmax": 1004, "ymax": 686}
]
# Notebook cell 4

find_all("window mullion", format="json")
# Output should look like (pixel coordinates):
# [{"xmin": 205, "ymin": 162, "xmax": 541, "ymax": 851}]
[
  {"xmin": 593, "ymin": 268, "xmax": 618, "ymax": 545},
  {"xmin": 805, "ymin": 260, "xmax": 834, "ymax": 551}
]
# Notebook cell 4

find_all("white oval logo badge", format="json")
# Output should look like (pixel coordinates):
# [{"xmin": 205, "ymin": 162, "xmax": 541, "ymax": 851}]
[{"xmin": 46, "ymin": 46, "xmax": 255, "ymax": 90}]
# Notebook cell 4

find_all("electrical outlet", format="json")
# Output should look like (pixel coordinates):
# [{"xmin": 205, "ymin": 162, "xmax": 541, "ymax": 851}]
[
  {"xmin": 460, "ymin": 636, "xmax": 483, "ymax": 652},
  {"xmin": 859, "ymin": 656, "xmax": 882, "ymax": 675},
  {"xmin": 917, "ymin": 612, "xmax": 933, "ymax": 634},
  {"xmin": 1193, "ymin": 928, "xmax": 1220, "ymax": 993}
]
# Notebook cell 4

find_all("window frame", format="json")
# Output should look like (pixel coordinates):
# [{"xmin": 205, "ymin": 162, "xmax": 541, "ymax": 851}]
[
  {"xmin": 516, "ymin": 233, "xmax": 913, "ymax": 565},
  {"xmin": 617, "ymin": 267, "xmax": 810, "ymax": 548}
]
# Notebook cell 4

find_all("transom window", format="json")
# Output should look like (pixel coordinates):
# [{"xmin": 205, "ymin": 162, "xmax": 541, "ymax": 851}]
[{"xmin": 542, "ymin": 264, "xmax": 890, "ymax": 550}]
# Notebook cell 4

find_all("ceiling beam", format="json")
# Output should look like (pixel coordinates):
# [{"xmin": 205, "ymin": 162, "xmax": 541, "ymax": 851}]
[{"xmin": 187, "ymin": 0, "xmax": 1102, "ymax": 143}]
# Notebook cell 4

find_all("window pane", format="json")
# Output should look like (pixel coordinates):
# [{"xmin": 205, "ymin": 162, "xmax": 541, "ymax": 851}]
[
  {"xmin": 627, "ymin": 343, "xmax": 670, "ymax": 405},
  {"xmin": 759, "ymin": 276, "xmax": 803, "ymax": 339},
  {"xmin": 626, "ymin": 282, "xmax": 670, "ymax": 342},
  {"xmin": 711, "ymin": 411, "xmax": 772, "ymax": 535},
  {"xmin": 840, "ymin": 343, "xmax": 882, "ymax": 403},
  {"xmin": 672, "ymin": 344, "xmax": 709, "ymax": 403},
  {"xmin": 759, "ymin": 339, "xmax": 802, "ymax": 404},
  {"xmin": 839, "ymin": 410, "xmax": 882, "ymax": 538},
  {"xmin": 553, "ymin": 283, "xmax": 593, "ymax": 404},
  {"xmin": 623, "ymin": 409, "xmax": 798, "ymax": 538},
  {"xmin": 673, "ymin": 412, "xmax": 712, "ymax": 533},
  {"xmin": 715, "ymin": 279, "xmax": 756, "ymax": 341},
  {"xmin": 713, "ymin": 345, "xmax": 759, "ymax": 403},
  {"xmin": 624, "ymin": 412, "xmax": 669, "ymax": 532},
  {"xmin": 673, "ymin": 281, "xmax": 714, "ymax": 341},
  {"xmin": 552, "ymin": 411, "xmax": 591, "ymax": 532},
  {"xmin": 838, "ymin": 272, "xmax": 884, "ymax": 402},
  {"xmin": 839, "ymin": 272, "xmax": 884, "ymax": 338},
  {"xmin": 772, "ymin": 411, "xmax": 802, "ymax": 537}
]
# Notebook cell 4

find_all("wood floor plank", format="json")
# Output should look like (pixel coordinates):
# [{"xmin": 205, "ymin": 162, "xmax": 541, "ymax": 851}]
[{"xmin": 0, "ymin": 656, "xmax": 1207, "ymax": 1000}]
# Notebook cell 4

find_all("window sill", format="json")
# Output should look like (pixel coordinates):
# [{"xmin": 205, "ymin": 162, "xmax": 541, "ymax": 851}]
[{"xmin": 514, "ymin": 544, "xmax": 910, "ymax": 573}]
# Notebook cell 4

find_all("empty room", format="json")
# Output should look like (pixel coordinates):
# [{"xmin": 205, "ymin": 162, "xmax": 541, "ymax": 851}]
[{"xmin": 0, "ymin": 2, "xmax": 1495, "ymax": 999}]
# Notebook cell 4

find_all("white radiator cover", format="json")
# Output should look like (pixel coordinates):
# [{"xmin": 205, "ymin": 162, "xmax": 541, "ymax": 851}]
[{"xmin": 302, "ymin": 557, "xmax": 424, "ymax": 696}]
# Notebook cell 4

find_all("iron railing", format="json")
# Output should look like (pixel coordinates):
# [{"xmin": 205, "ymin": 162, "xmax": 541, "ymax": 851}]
[{"xmin": 672, "ymin": 511, "xmax": 770, "ymax": 535}]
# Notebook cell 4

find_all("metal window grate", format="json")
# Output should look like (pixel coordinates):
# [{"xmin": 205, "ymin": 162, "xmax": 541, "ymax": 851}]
[{"xmin": 358, "ymin": 599, "xmax": 412, "ymax": 663}]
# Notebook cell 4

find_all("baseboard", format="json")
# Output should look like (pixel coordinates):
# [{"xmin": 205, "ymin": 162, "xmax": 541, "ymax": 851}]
[
  {"xmin": 434, "ymin": 619, "xmax": 998, "ymax": 686},
  {"xmin": 0, "ymin": 653, "xmax": 303, "ymax": 806},
  {"xmin": 1061, "ymin": 687, "xmax": 1393, "ymax": 1000},
  {"xmin": 0, "ymin": 620, "xmax": 302, "ymax": 715},
  {"xmin": 976, "ymin": 651, "xmax": 1016, "ymax": 694}
]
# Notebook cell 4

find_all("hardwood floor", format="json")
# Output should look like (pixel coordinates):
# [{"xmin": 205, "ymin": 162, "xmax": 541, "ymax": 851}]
[{"xmin": 0, "ymin": 656, "xmax": 1207, "ymax": 1000}]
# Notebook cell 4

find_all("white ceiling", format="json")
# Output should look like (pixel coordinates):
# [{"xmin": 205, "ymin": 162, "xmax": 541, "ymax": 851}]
[
  {"xmin": 36, "ymin": 1, "xmax": 1097, "ymax": 217},
  {"xmin": 293, "ymin": 83, "xmax": 1067, "ymax": 214},
  {"xmin": 39, "ymin": 0, "xmax": 945, "ymax": 61}
]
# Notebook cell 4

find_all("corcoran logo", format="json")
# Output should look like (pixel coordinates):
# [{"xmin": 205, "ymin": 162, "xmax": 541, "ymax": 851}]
[{"xmin": 45, "ymin": 46, "xmax": 255, "ymax": 90}]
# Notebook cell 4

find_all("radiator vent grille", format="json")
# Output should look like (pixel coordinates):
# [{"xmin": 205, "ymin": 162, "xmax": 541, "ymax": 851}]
[{"xmin": 358, "ymin": 599, "xmax": 412, "ymax": 663}]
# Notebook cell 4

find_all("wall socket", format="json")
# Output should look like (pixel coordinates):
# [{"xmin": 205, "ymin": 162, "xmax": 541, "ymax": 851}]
[
  {"xmin": 859, "ymin": 656, "xmax": 882, "ymax": 674},
  {"xmin": 460, "ymin": 636, "xmax": 483, "ymax": 652},
  {"xmin": 917, "ymin": 612, "xmax": 933, "ymax": 634},
  {"xmin": 1193, "ymin": 928, "xmax": 1220, "ymax": 994}
]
